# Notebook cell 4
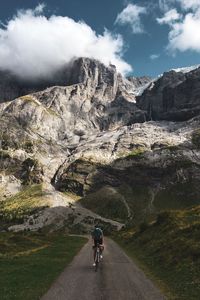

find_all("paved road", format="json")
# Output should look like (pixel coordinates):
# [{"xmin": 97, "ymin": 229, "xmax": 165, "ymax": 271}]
[{"xmin": 41, "ymin": 238, "xmax": 165, "ymax": 300}]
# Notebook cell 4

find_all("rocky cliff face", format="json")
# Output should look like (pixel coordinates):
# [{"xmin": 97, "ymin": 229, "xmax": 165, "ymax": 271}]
[
  {"xmin": 137, "ymin": 67, "xmax": 200, "ymax": 121},
  {"xmin": 0, "ymin": 58, "xmax": 200, "ymax": 231},
  {"xmin": 0, "ymin": 58, "xmax": 147, "ymax": 147}
]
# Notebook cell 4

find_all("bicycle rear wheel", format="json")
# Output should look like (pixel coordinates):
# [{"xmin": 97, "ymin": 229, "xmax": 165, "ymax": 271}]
[{"xmin": 95, "ymin": 251, "xmax": 100, "ymax": 272}]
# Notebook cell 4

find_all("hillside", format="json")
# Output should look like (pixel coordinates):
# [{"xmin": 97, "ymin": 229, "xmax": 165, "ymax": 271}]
[
  {"xmin": 0, "ymin": 57, "xmax": 200, "ymax": 233},
  {"xmin": 116, "ymin": 206, "xmax": 200, "ymax": 299}
]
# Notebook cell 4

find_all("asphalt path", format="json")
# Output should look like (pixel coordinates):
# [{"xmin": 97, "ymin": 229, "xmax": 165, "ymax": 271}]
[{"xmin": 41, "ymin": 238, "xmax": 165, "ymax": 300}]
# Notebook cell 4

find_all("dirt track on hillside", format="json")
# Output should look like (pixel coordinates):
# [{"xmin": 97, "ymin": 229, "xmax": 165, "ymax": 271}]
[{"xmin": 41, "ymin": 238, "xmax": 165, "ymax": 300}]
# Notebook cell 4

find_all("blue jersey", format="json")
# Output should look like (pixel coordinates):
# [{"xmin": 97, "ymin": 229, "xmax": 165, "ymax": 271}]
[{"xmin": 92, "ymin": 227, "xmax": 103, "ymax": 240}]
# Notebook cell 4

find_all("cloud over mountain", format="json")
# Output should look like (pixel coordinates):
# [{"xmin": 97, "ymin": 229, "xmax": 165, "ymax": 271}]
[{"xmin": 0, "ymin": 5, "xmax": 132, "ymax": 80}]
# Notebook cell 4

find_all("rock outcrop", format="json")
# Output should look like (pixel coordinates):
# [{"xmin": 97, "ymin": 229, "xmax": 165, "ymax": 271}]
[
  {"xmin": 0, "ymin": 57, "xmax": 200, "ymax": 231},
  {"xmin": 137, "ymin": 67, "xmax": 200, "ymax": 121},
  {"xmin": 53, "ymin": 117, "xmax": 200, "ymax": 223},
  {"xmin": 0, "ymin": 57, "xmax": 147, "ymax": 148}
]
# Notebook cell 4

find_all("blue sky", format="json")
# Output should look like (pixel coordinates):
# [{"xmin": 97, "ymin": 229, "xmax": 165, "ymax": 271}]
[{"xmin": 0, "ymin": 0, "xmax": 200, "ymax": 78}]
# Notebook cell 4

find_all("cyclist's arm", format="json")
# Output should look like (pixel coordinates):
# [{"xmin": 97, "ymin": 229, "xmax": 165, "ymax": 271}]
[{"xmin": 91, "ymin": 231, "xmax": 95, "ymax": 241}]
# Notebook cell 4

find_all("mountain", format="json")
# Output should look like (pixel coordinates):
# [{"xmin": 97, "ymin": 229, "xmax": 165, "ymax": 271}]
[
  {"xmin": 137, "ymin": 66, "xmax": 200, "ymax": 121},
  {"xmin": 0, "ymin": 57, "xmax": 200, "ymax": 232}
]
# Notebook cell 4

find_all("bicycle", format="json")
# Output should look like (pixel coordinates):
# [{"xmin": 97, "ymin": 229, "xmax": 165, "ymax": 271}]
[{"xmin": 94, "ymin": 243, "xmax": 102, "ymax": 272}]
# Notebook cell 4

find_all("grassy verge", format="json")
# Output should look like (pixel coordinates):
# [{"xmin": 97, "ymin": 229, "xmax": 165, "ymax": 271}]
[
  {"xmin": 114, "ymin": 207, "xmax": 200, "ymax": 300},
  {"xmin": 114, "ymin": 236, "xmax": 174, "ymax": 299},
  {"xmin": 0, "ymin": 232, "xmax": 87, "ymax": 300}
]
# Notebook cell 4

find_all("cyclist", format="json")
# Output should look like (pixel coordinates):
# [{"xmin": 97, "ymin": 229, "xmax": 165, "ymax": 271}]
[{"xmin": 91, "ymin": 224, "xmax": 104, "ymax": 266}]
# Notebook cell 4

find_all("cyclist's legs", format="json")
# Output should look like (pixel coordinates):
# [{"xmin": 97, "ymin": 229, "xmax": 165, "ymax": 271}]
[
  {"xmin": 93, "ymin": 239, "xmax": 98, "ymax": 261},
  {"xmin": 93, "ymin": 239, "xmax": 103, "ymax": 260},
  {"xmin": 94, "ymin": 238, "xmax": 104, "ymax": 256},
  {"xmin": 99, "ymin": 238, "xmax": 104, "ymax": 255}
]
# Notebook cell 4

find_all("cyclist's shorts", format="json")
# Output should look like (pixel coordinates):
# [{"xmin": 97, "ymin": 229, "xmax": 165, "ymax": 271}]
[{"xmin": 94, "ymin": 238, "xmax": 103, "ymax": 247}]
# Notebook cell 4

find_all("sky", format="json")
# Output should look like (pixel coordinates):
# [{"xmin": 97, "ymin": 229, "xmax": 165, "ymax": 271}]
[{"xmin": 0, "ymin": 0, "xmax": 200, "ymax": 78}]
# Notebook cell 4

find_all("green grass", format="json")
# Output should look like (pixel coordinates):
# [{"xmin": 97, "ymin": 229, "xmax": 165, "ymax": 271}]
[
  {"xmin": 154, "ymin": 181, "xmax": 200, "ymax": 210},
  {"xmin": 0, "ymin": 185, "xmax": 49, "ymax": 225},
  {"xmin": 118, "ymin": 147, "xmax": 146, "ymax": 159},
  {"xmin": 126, "ymin": 147, "xmax": 146, "ymax": 158},
  {"xmin": 0, "ymin": 232, "xmax": 87, "ymax": 300},
  {"xmin": 115, "ymin": 206, "xmax": 200, "ymax": 300}
]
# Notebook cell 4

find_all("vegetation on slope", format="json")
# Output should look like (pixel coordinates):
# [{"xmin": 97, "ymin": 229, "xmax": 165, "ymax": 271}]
[
  {"xmin": 80, "ymin": 183, "xmax": 153, "ymax": 224},
  {"xmin": 62, "ymin": 153, "xmax": 200, "ymax": 228},
  {"xmin": 80, "ymin": 186, "xmax": 128, "ymax": 222},
  {"xmin": 0, "ymin": 131, "xmax": 34, "ymax": 153},
  {"xmin": 0, "ymin": 232, "xmax": 87, "ymax": 300},
  {"xmin": 154, "ymin": 181, "xmax": 200, "ymax": 210},
  {"xmin": 118, "ymin": 147, "xmax": 146, "ymax": 159},
  {"xmin": 116, "ymin": 206, "xmax": 200, "ymax": 300},
  {"xmin": 0, "ymin": 184, "xmax": 48, "ymax": 228}
]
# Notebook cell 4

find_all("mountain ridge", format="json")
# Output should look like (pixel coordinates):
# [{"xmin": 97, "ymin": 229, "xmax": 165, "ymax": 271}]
[{"xmin": 0, "ymin": 57, "xmax": 200, "ymax": 232}]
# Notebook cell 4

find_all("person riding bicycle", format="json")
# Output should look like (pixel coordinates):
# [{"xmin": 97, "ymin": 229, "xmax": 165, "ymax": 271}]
[{"xmin": 91, "ymin": 225, "xmax": 104, "ymax": 266}]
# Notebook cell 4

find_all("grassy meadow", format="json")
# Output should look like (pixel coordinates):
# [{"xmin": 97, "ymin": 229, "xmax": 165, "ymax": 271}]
[
  {"xmin": 0, "ymin": 232, "xmax": 87, "ymax": 300},
  {"xmin": 115, "ymin": 206, "xmax": 200, "ymax": 300}
]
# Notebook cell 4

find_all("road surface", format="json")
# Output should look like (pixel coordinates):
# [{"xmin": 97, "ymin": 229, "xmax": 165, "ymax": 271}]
[{"xmin": 41, "ymin": 238, "xmax": 165, "ymax": 300}]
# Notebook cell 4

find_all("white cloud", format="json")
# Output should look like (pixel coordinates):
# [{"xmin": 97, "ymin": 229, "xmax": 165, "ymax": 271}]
[
  {"xmin": 168, "ymin": 13, "xmax": 200, "ymax": 52},
  {"xmin": 157, "ymin": 9, "xmax": 181, "ymax": 24},
  {"xmin": 150, "ymin": 54, "xmax": 160, "ymax": 60},
  {"xmin": 178, "ymin": 0, "xmax": 200, "ymax": 10},
  {"xmin": 157, "ymin": 0, "xmax": 200, "ymax": 54},
  {"xmin": 0, "ymin": 5, "xmax": 132, "ymax": 80},
  {"xmin": 35, "ymin": 3, "xmax": 46, "ymax": 13},
  {"xmin": 115, "ymin": 3, "xmax": 147, "ymax": 34},
  {"xmin": 158, "ymin": 0, "xmax": 200, "ymax": 12},
  {"xmin": 158, "ymin": 0, "xmax": 176, "ymax": 12}
]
